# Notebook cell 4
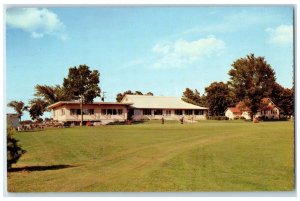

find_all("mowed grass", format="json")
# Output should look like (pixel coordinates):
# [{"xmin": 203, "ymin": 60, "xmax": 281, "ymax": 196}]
[{"xmin": 7, "ymin": 120, "xmax": 294, "ymax": 192}]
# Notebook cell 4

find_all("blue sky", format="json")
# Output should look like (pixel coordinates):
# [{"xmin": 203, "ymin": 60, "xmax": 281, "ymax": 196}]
[{"xmin": 6, "ymin": 6, "xmax": 294, "ymax": 120}]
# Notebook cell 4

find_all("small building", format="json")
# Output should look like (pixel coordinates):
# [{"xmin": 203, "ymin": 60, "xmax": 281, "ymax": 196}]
[
  {"xmin": 7, "ymin": 113, "xmax": 20, "ymax": 128},
  {"xmin": 225, "ymin": 98, "xmax": 280, "ymax": 120},
  {"xmin": 121, "ymin": 95, "xmax": 208, "ymax": 121}
]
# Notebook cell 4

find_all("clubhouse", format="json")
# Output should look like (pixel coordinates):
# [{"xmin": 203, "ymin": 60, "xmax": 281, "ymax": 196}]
[{"xmin": 47, "ymin": 95, "xmax": 208, "ymax": 124}]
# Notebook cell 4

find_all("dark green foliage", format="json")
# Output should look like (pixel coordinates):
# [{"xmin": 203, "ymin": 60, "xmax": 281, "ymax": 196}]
[
  {"xmin": 28, "ymin": 98, "xmax": 48, "ymax": 120},
  {"xmin": 182, "ymin": 88, "xmax": 206, "ymax": 106},
  {"xmin": 7, "ymin": 101, "xmax": 28, "ymax": 122},
  {"xmin": 34, "ymin": 84, "xmax": 73, "ymax": 105},
  {"xmin": 63, "ymin": 65, "xmax": 101, "ymax": 103},
  {"xmin": 7, "ymin": 128, "xmax": 26, "ymax": 170},
  {"xmin": 271, "ymin": 83, "xmax": 294, "ymax": 115},
  {"xmin": 228, "ymin": 54, "xmax": 276, "ymax": 118},
  {"xmin": 116, "ymin": 90, "xmax": 154, "ymax": 102},
  {"xmin": 204, "ymin": 82, "xmax": 236, "ymax": 116}
]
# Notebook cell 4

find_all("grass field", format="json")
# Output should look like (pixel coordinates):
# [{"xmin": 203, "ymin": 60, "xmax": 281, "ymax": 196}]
[{"xmin": 7, "ymin": 120, "xmax": 294, "ymax": 192}]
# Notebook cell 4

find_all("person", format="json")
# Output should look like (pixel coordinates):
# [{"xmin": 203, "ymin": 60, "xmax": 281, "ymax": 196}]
[
  {"xmin": 180, "ymin": 116, "xmax": 184, "ymax": 124},
  {"xmin": 161, "ymin": 116, "xmax": 165, "ymax": 124}
]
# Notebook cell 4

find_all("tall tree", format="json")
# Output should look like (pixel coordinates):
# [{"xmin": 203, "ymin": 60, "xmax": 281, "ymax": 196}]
[
  {"xmin": 228, "ymin": 54, "xmax": 276, "ymax": 119},
  {"xmin": 7, "ymin": 101, "xmax": 27, "ymax": 122},
  {"xmin": 63, "ymin": 65, "xmax": 100, "ymax": 126},
  {"xmin": 28, "ymin": 98, "xmax": 48, "ymax": 120},
  {"xmin": 204, "ymin": 82, "xmax": 236, "ymax": 116}
]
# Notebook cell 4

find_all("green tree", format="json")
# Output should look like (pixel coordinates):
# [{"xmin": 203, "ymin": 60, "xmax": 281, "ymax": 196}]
[
  {"xmin": 271, "ymin": 83, "xmax": 294, "ymax": 116},
  {"xmin": 145, "ymin": 92, "xmax": 154, "ymax": 96},
  {"xmin": 7, "ymin": 127, "xmax": 26, "ymax": 170},
  {"xmin": 34, "ymin": 84, "xmax": 73, "ymax": 105},
  {"xmin": 63, "ymin": 65, "xmax": 101, "ymax": 126},
  {"xmin": 116, "ymin": 90, "xmax": 153, "ymax": 102},
  {"xmin": 28, "ymin": 98, "xmax": 48, "ymax": 120},
  {"xmin": 204, "ymin": 82, "xmax": 236, "ymax": 116},
  {"xmin": 7, "ymin": 101, "xmax": 28, "ymax": 122},
  {"xmin": 228, "ymin": 54, "xmax": 276, "ymax": 119},
  {"xmin": 182, "ymin": 88, "xmax": 206, "ymax": 106}
]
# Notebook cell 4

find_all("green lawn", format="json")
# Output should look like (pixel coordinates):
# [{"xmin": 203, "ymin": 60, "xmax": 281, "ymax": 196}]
[{"xmin": 7, "ymin": 120, "xmax": 294, "ymax": 192}]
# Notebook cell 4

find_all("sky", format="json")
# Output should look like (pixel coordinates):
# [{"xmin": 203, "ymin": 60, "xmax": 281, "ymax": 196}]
[{"xmin": 5, "ymin": 6, "xmax": 294, "ymax": 120}]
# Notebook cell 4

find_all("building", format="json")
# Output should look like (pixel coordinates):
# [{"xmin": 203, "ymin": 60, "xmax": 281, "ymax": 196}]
[
  {"xmin": 121, "ymin": 95, "xmax": 208, "ymax": 121},
  {"xmin": 7, "ymin": 113, "xmax": 20, "ymax": 128},
  {"xmin": 47, "ymin": 101, "xmax": 132, "ymax": 125},
  {"xmin": 48, "ymin": 95, "xmax": 208, "ymax": 124},
  {"xmin": 225, "ymin": 98, "xmax": 280, "ymax": 120}
]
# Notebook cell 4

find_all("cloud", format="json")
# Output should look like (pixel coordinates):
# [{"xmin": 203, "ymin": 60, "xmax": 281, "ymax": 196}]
[
  {"xmin": 266, "ymin": 25, "xmax": 293, "ymax": 45},
  {"xmin": 6, "ymin": 8, "xmax": 67, "ymax": 40},
  {"xmin": 152, "ymin": 35, "xmax": 224, "ymax": 69}
]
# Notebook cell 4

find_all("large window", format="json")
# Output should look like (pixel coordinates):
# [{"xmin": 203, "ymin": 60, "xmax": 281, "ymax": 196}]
[
  {"xmin": 175, "ymin": 110, "xmax": 183, "ymax": 115},
  {"xmin": 194, "ymin": 110, "xmax": 204, "ymax": 115},
  {"xmin": 154, "ymin": 109, "xmax": 162, "ymax": 115},
  {"xmin": 101, "ymin": 108, "xmax": 123, "ymax": 115},
  {"xmin": 143, "ymin": 109, "xmax": 152, "ymax": 115},
  {"xmin": 166, "ymin": 110, "xmax": 171, "ymax": 116},
  {"xmin": 185, "ymin": 110, "xmax": 193, "ymax": 115}
]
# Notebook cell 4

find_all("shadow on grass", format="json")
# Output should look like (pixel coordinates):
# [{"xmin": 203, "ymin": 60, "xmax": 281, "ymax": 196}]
[{"xmin": 9, "ymin": 164, "xmax": 76, "ymax": 172}]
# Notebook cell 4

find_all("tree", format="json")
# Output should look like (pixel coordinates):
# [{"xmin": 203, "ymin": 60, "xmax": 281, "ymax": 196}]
[
  {"xmin": 204, "ymin": 82, "xmax": 236, "ymax": 116},
  {"xmin": 7, "ymin": 101, "xmax": 28, "ymax": 122},
  {"xmin": 228, "ymin": 54, "xmax": 276, "ymax": 119},
  {"xmin": 63, "ymin": 65, "xmax": 101, "ymax": 126},
  {"xmin": 182, "ymin": 88, "xmax": 206, "ymax": 106},
  {"xmin": 34, "ymin": 84, "xmax": 73, "ymax": 105},
  {"xmin": 115, "ymin": 90, "xmax": 154, "ymax": 102},
  {"xmin": 271, "ymin": 83, "xmax": 294, "ymax": 116},
  {"xmin": 145, "ymin": 92, "xmax": 154, "ymax": 96},
  {"xmin": 28, "ymin": 98, "xmax": 48, "ymax": 120},
  {"xmin": 7, "ymin": 127, "xmax": 26, "ymax": 170}
]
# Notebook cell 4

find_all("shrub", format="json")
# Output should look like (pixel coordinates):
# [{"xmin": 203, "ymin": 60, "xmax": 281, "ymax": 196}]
[
  {"xmin": 7, "ymin": 128, "xmax": 26, "ymax": 171},
  {"xmin": 207, "ymin": 116, "xmax": 229, "ymax": 120}
]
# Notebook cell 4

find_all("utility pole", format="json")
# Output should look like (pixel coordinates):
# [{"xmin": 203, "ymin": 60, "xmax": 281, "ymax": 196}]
[{"xmin": 101, "ymin": 91, "xmax": 106, "ymax": 102}]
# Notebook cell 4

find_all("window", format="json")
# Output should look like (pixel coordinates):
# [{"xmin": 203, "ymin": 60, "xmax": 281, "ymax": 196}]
[
  {"xmin": 70, "ymin": 109, "xmax": 76, "ymax": 115},
  {"xmin": 194, "ymin": 110, "xmax": 203, "ymax": 115},
  {"xmin": 53, "ymin": 110, "xmax": 56, "ymax": 117},
  {"xmin": 101, "ymin": 109, "xmax": 106, "ymax": 115},
  {"xmin": 77, "ymin": 109, "xmax": 81, "ymax": 115},
  {"xmin": 118, "ymin": 109, "xmax": 123, "ymax": 115},
  {"xmin": 143, "ymin": 109, "xmax": 152, "ymax": 115},
  {"xmin": 154, "ymin": 109, "xmax": 162, "ymax": 115},
  {"xmin": 175, "ymin": 110, "xmax": 183, "ymax": 115},
  {"xmin": 166, "ymin": 110, "xmax": 171, "ymax": 116},
  {"xmin": 61, "ymin": 109, "xmax": 65, "ymax": 115},
  {"xmin": 107, "ymin": 109, "xmax": 113, "ymax": 115},
  {"xmin": 88, "ymin": 109, "xmax": 94, "ymax": 115},
  {"xmin": 185, "ymin": 110, "xmax": 193, "ymax": 115}
]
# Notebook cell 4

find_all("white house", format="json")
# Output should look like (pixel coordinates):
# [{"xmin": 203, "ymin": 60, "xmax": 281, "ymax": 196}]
[
  {"xmin": 225, "ymin": 98, "xmax": 280, "ymax": 120},
  {"xmin": 121, "ymin": 95, "xmax": 208, "ymax": 121}
]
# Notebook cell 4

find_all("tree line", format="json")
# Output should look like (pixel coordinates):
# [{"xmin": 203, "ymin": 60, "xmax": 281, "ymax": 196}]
[{"xmin": 181, "ymin": 54, "xmax": 294, "ymax": 118}]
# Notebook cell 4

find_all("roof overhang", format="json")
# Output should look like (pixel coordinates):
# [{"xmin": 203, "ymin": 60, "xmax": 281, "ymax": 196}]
[{"xmin": 47, "ymin": 101, "xmax": 133, "ymax": 110}]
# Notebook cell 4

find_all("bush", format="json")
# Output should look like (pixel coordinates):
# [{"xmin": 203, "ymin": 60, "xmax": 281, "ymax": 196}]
[
  {"xmin": 7, "ymin": 128, "xmax": 26, "ymax": 170},
  {"xmin": 207, "ymin": 116, "xmax": 229, "ymax": 120}
]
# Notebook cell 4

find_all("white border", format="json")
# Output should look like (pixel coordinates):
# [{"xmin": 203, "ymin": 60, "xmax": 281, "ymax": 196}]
[{"xmin": 1, "ymin": 1, "xmax": 298, "ymax": 200}]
